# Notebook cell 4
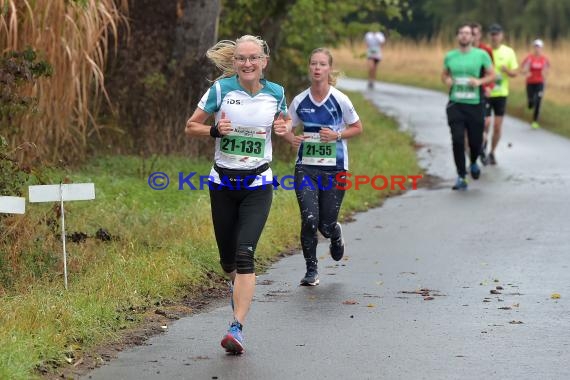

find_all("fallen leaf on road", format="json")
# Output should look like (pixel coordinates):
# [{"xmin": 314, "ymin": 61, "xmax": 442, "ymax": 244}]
[
  {"xmin": 375, "ymin": 281, "xmax": 384, "ymax": 286},
  {"xmin": 509, "ymin": 320, "xmax": 524, "ymax": 324},
  {"xmin": 367, "ymin": 303, "xmax": 376, "ymax": 308},
  {"xmin": 400, "ymin": 288, "xmax": 445, "ymax": 299},
  {"xmin": 551, "ymin": 293, "xmax": 561, "ymax": 299},
  {"xmin": 342, "ymin": 299, "xmax": 358, "ymax": 305},
  {"xmin": 496, "ymin": 286, "xmax": 504, "ymax": 290},
  {"xmin": 490, "ymin": 289, "xmax": 501, "ymax": 295},
  {"xmin": 498, "ymin": 306, "xmax": 511, "ymax": 310},
  {"xmin": 424, "ymin": 297, "xmax": 434, "ymax": 301}
]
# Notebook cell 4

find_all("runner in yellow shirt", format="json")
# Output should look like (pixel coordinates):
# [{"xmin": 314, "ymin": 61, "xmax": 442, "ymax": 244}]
[{"xmin": 485, "ymin": 24, "xmax": 518, "ymax": 165}]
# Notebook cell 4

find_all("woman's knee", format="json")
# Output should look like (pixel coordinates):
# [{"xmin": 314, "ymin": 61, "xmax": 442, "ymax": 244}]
[
  {"xmin": 301, "ymin": 214, "xmax": 318, "ymax": 235},
  {"xmin": 318, "ymin": 221, "xmax": 337, "ymax": 239},
  {"xmin": 235, "ymin": 245, "xmax": 255, "ymax": 274},
  {"xmin": 220, "ymin": 260, "xmax": 236, "ymax": 274}
]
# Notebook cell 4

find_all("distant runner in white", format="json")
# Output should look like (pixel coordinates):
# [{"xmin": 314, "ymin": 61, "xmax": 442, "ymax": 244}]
[{"xmin": 364, "ymin": 29, "xmax": 386, "ymax": 89}]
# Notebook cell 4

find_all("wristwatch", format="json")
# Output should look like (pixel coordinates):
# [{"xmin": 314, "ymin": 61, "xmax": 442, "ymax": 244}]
[{"xmin": 336, "ymin": 131, "xmax": 342, "ymax": 141}]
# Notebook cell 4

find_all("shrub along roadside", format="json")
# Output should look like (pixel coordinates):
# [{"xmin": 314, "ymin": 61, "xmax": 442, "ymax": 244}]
[{"xmin": 0, "ymin": 91, "xmax": 420, "ymax": 379}]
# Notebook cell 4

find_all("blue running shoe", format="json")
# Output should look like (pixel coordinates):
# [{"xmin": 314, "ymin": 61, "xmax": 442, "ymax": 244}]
[
  {"xmin": 221, "ymin": 321, "xmax": 244, "ymax": 354},
  {"xmin": 452, "ymin": 176, "xmax": 468, "ymax": 191},
  {"xmin": 470, "ymin": 163, "xmax": 481, "ymax": 180}
]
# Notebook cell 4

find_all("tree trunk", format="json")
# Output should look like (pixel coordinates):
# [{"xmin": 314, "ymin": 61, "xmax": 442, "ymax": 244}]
[{"xmin": 104, "ymin": 0, "xmax": 220, "ymax": 157}]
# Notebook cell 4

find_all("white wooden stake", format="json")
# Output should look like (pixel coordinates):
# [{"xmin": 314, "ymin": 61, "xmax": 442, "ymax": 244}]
[
  {"xmin": 60, "ymin": 185, "xmax": 68, "ymax": 290},
  {"xmin": 0, "ymin": 196, "xmax": 26, "ymax": 214},
  {"xmin": 29, "ymin": 183, "xmax": 95, "ymax": 289}
]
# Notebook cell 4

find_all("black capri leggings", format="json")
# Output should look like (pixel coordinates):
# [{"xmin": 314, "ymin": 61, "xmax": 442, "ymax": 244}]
[
  {"xmin": 294, "ymin": 165, "xmax": 345, "ymax": 263},
  {"xmin": 209, "ymin": 185, "xmax": 273, "ymax": 274}
]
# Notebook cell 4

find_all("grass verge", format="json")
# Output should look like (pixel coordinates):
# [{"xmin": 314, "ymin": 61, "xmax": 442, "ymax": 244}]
[{"xmin": 0, "ymin": 91, "xmax": 421, "ymax": 379}]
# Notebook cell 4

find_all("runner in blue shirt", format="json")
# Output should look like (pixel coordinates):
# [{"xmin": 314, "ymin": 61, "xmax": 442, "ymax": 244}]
[{"xmin": 279, "ymin": 48, "xmax": 363, "ymax": 286}]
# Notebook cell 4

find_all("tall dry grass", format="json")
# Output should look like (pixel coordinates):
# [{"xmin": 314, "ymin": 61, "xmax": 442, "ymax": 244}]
[
  {"xmin": 333, "ymin": 39, "xmax": 570, "ymax": 105},
  {"xmin": 0, "ymin": 0, "xmax": 128, "ymax": 164}
]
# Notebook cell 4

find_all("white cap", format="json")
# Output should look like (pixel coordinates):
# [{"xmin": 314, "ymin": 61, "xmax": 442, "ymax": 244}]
[{"xmin": 533, "ymin": 39, "xmax": 544, "ymax": 47}]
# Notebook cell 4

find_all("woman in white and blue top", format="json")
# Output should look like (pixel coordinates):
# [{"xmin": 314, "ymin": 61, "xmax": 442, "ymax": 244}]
[
  {"xmin": 281, "ymin": 48, "xmax": 363, "ymax": 286},
  {"xmin": 185, "ymin": 35, "xmax": 291, "ymax": 354}
]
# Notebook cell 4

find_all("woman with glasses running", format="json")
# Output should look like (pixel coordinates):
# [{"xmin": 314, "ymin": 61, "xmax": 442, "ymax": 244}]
[
  {"xmin": 279, "ymin": 48, "xmax": 363, "ymax": 286},
  {"xmin": 185, "ymin": 35, "xmax": 291, "ymax": 354}
]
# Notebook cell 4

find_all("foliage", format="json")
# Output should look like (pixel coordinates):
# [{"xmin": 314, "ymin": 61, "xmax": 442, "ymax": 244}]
[
  {"xmin": 0, "ymin": 136, "xmax": 29, "ymax": 197},
  {"xmin": 100, "ymin": 0, "xmax": 219, "ymax": 157},
  {"xmin": 421, "ymin": 0, "xmax": 570, "ymax": 41},
  {"xmin": 0, "ymin": 48, "xmax": 51, "ymax": 197},
  {"xmin": 0, "ymin": 0, "xmax": 128, "ymax": 164},
  {"xmin": 0, "ymin": 48, "xmax": 52, "ymax": 129},
  {"xmin": 219, "ymin": 0, "xmax": 410, "ymax": 95}
]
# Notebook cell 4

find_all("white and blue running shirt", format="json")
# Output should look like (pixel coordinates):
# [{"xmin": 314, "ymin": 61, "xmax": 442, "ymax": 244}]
[
  {"xmin": 288, "ymin": 86, "xmax": 359, "ymax": 170},
  {"xmin": 198, "ymin": 75, "xmax": 286, "ymax": 185}
]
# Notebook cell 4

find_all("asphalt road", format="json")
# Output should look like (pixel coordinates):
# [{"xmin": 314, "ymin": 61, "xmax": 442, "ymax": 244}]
[{"xmin": 84, "ymin": 79, "xmax": 570, "ymax": 380}]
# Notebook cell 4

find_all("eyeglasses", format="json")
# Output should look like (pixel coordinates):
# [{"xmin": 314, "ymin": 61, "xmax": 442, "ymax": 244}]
[{"xmin": 233, "ymin": 55, "xmax": 265, "ymax": 64}]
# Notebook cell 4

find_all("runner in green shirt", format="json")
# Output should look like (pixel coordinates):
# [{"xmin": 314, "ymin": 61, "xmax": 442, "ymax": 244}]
[{"xmin": 442, "ymin": 23, "xmax": 495, "ymax": 190}]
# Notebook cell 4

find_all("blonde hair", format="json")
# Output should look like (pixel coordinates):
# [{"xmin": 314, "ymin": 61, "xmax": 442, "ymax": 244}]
[
  {"xmin": 206, "ymin": 35, "xmax": 270, "ymax": 80},
  {"xmin": 309, "ymin": 47, "xmax": 342, "ymax": 86}
]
